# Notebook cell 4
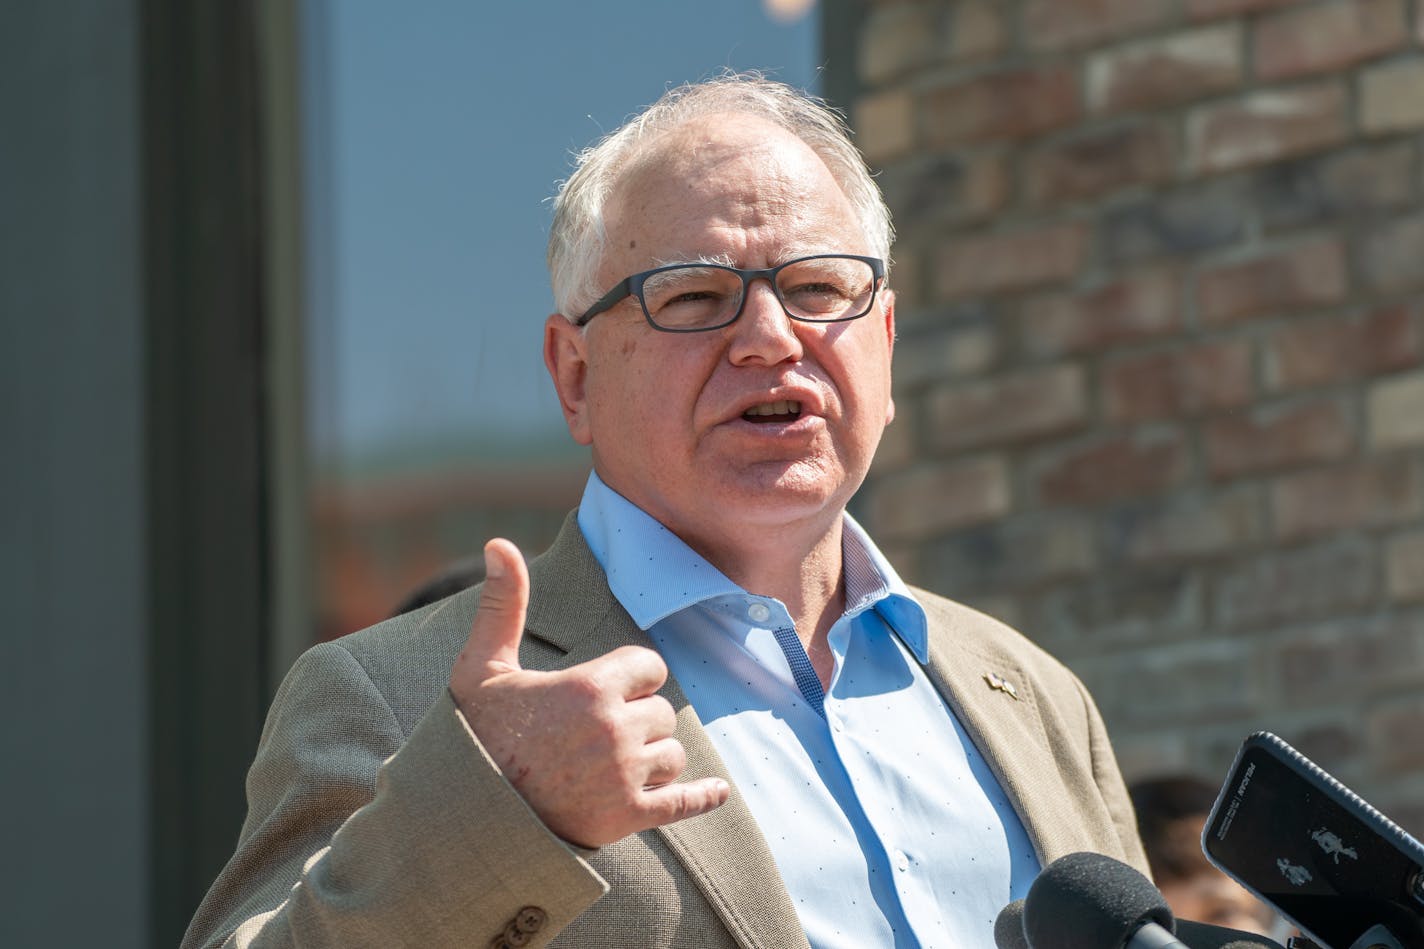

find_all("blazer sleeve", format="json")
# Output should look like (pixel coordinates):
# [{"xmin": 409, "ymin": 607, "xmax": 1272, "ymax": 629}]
[{"xmin": 181, "ymin": 641, "xmax": 608, "ymax": 949}]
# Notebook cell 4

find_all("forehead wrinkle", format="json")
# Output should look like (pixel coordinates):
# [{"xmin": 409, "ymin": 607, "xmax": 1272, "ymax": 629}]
[{"xmin": 649, "ymin": 238, "xmax": 852, "ymax": 270}]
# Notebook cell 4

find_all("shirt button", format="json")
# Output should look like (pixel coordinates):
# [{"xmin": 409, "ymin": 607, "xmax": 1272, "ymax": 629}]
[
  {"xmin": 894, "ymin": 850, "xmax": 910, "ymax": 872},
  {"xmin": 747, "ymin": 602, "xmax": 771, "ymax": 623}
]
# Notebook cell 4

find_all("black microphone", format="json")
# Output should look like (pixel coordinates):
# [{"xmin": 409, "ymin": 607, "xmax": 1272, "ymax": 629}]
[
  {"xmin": 1176, "ymin": 919, "xmax": 1288, "ymax": 949},
  {"xmin": 1024, "ymin": 851, "xmax": 1186, "ymax": 949},
  {"xmin": 994, "ymin": 898, "xmax": 1029, "ymax": 949},
  {"xmin": 1019, "ymin": 852, "xmax": 1288, "ymax": 949},
  {"xmin": 996, "ymin": 893, "xmax": 1282, "ymax": 949}
]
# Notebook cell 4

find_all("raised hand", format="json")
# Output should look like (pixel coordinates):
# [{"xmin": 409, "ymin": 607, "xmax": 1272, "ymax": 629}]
[{"xmin": 448, "ymin": 538, "xmax": 730, "ymax": 848}]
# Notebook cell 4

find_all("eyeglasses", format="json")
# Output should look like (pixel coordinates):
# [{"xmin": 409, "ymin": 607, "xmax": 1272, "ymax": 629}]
[{"xmin": 575, "ymin": 254, "xmax": 886, "ymax": 333}]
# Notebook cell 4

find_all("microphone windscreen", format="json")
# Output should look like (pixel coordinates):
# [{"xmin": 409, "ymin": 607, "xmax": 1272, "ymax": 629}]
[
  {"xmin": 1024, "ymin": 852, "xmax": 1175, "ymax": 949},
  {"xmin": 1175, "ymin": 919, "xmax": 1286, "ymax": 949},
  {"xmin": 993, "ymin": 898, "xmax": 1029, "ymax": 949}
]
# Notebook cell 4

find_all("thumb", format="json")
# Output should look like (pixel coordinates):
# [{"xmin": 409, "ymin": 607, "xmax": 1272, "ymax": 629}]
[{"xmin": 460, "ymin": 538, "xmax": 530, "ymax": 673}]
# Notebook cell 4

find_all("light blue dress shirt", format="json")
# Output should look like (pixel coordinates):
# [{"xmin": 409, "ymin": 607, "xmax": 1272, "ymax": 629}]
[{"xmin": 577, "ymin": 473, "xmax": 1039, "ymax": 947}]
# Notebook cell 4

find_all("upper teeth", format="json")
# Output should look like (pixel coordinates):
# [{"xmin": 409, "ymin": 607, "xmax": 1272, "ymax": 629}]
[{"xmin": 746, "ymin": 400, "xmax": 801, "ymax": 416}]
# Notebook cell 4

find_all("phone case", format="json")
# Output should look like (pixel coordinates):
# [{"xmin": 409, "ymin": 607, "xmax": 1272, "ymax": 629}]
[{"xmin": 1203, "ymin": 732, "xmax": 1424, "ymax": 949}]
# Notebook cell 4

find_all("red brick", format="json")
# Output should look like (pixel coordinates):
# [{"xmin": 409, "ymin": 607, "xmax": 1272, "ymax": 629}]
[
  {"xmin": 855, "ymin": 89, "xmax": 916, "ymax": 165},
  {"xmin": 1024, "ymin": 120, "xmax": 1174, "ymax": 206},
  {"xmin": 1187, "ymin": 81, "xmax": 1348, "ymax": 175},
  {"xmin": 1275, "ymin": 614, "xmax": 1424, "ymax": 701},
  {"xmin": 1386, "ymin": 529, "xmax": 1424, "ymax": 601},
  {"xmin": 1099, "ymin": 178, "xmax": 1252, "ymax": 264},
  {"xmin": 924, "ymin": 513, "xmax": 1097, "ymax": 590},
  {"xmin": 1114, "ymin": 487, "xmax": 1266, "ymax": 564},
  {"xmin": 1369, "ymin": 368, "xmax": 1424, "ymax": 449},
  {"xmin": 894, "ymin": 320, "xmax": 1000, "ymax": 388},
  {"xmin": 1265, "ymin": 305, "xmax": 1423, "ymax": 391},
  {"xmin": 1259, "ymin": 142, "xmax": 1416, "ymax": 232},
  {"xmin": 1087, "ymin": 24, "xmax": 1244, "ymax": 115},
  {"xmin": 870, "ymin": 398, "xmax": 917, "ymax": 475},
  {"xmin": 1196, "ymin": 238, "xmax": 1349, "ymax": 326},
  {"xmin": 964, "ymin": 595, "xmax": 1024, "ymax": 632},
  {"xmin": 1369, "ymin": 696, "xmax": 1424, "ymax": 774},
  {"xmin": 927, "ymin": 364, "xmax": 1090, "ymax": 451},
  {"xmin": 949, "ymin": 1, "xmax": 1009, "ymax": 65},
  {"xmin": 1272, "ymin": 456, "xmax": 1422, "ymax": 541},
  {"xmin": 1204, "ymin": 398, "xmax": 1355, "ymax": 479},
  {"xmin": 1382, "ymin": 797, "xmax": 1424, "ymax": 843},
  {"xmin": 1102, "ymin": 340, "xmax": 1254, "ymax": 423},
  {"xmin": 886, "ymin": 247, "xmax": 926, "ymax": 317},
  {"xmin": 878, "ymin": 152, "xmax": 1011, "ymax": 236},
  {"xmin": 934, "ymin": 223, "xmax": 1088, "ymax": 300},
  {"xmin": 1038, "ymin": 569, "xmax": 1206, "ymax": 645},
  {"xmin": 858, "ymin": 3, "xmax": 941, "ymax": 85},
  {"xmin": 868, "ymin": 456, "xmax": 1012, "ymax": 541},
  {"xmin": 1019, "ymin": 268, "xmax": 1181, "ymax": 358},
  {"xmin": 1024, "ymin": 0, "xmax": 1174, "ymax": 51},
  {"xmin": 1034, "ymin": 429, "xmax": 1191, "ymax": 507},
  {"xmin": 878, "ymin": 540, "xmax": 921, "ymax": 587},
  {"xmin": 1255, "ymin": 0, "xmax": 1409, "ymax": 81},
  {"xmin": 1212, "ymin": 536, "xmax": 1377, "ymax": 630},
  {"xmin": 1077, "ymin": 641, "xmax": 1255, "ymax": 726},
  {"xmin": 1360, "ymin": 56, "xmax": 1424, "ymax": 135},
  {"xmin": 1187, "ymin": 0, "xmax": 1303, "ymax": 20},
  {"xmin": 1360, "ymin": 212, "xmax": 1424, "ymax": 295},
  {"xmin": 924, "ymin": 65, "xmax": 1081, "ymax": 146}
]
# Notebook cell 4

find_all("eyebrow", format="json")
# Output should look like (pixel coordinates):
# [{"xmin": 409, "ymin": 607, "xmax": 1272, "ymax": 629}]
[{"xmin": 649, "ymin": 251, "xmax": 737, "ymax": 269}]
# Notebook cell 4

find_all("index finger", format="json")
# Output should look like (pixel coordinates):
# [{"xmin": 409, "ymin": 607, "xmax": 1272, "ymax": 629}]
[
  {"xmin": 579, "ymin": 644, "xmax": 669, "ymax": 700},
  {"xmin": 639, "ymin": 777, "xmax": 731, "ymax": 829}
]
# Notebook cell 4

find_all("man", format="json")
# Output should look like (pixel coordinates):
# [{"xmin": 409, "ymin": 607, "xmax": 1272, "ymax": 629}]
[{"xmin": 185, "ymin": 75, "xmax": 1146, "ymax": 949}]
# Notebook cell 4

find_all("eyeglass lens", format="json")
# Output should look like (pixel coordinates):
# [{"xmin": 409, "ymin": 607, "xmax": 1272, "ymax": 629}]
[{"xmin": 639, "ymin": 256, "xmax": 877, "ymax": 331}]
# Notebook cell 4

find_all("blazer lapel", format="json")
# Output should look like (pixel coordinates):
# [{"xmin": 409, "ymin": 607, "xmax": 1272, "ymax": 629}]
[
  {"xmin": 526, "ymin": 516, "xmax": 809, "ymax": 949},
  {"xmin": 918, "ymin": 595, "xmax": 1110, "ymax": 867}
]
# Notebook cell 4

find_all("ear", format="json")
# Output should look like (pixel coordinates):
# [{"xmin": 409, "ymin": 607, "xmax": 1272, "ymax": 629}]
[
  {"xmin": 881, "ymin": 288, "xmax": 897, "ymax": 426},
  {"xmin": 543, "ymin": 313, "xmax": 593, "ymax": 445}
]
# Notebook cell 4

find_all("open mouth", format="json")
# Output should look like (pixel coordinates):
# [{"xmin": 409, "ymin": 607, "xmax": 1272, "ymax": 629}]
[{"xmin": 742, "ymin": 400, "xmax": 802, "ymax": 423}]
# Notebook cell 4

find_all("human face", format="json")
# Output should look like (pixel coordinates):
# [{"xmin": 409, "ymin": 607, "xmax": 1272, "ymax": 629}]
[
  {"xmin": 1161, "ymin": 873, "xmax": 1276, "ymax": 935},
  {"xmin": 544, "ymin": 113, "xmax": 895, "ymax": 560}
]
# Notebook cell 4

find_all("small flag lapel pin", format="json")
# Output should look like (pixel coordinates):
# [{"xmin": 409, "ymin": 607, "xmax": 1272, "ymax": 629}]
[{"xmin": 983, "ymin": 672, "xmax": 1019, "ymax": 700}]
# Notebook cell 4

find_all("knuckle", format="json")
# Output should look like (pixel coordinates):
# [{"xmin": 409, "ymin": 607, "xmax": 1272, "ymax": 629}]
[
  {"xmin": 616, "ymin": 644, "xmax": 666, "ymax": 675},
  {"xmin": 648, "ymin": 693, "xmax": 676, "ymax": 720},
  {"xmin": 663, "ymin": 740, "xmax": 687, "ymax": 775},
  {"xmin": 666, "ymin": 787, "xmax": 697, "ymax": 822},
  {"xmin": 562, "ymin": 671, "xmax": 607, "ymax": 706}
]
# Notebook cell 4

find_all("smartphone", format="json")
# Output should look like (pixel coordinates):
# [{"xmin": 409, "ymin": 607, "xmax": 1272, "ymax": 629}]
[{"xmin": 1203, "ymin": 732, "xmax": 1424, "ymax": 949}]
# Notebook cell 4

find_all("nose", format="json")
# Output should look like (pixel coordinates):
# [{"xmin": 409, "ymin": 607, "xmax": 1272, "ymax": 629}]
[{"xmin": 726, "ymin": 277, "xmax": 804, "ymax": 366}]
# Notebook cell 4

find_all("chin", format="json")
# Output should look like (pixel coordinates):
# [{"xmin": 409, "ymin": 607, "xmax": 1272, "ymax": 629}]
[{"xmin": 720, "ymin": 461, "xmax": 854, "ymax": 521}]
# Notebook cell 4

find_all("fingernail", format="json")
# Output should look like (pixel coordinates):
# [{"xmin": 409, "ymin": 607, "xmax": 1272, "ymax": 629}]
[{"xmin": 484, "ymin": 542, "xmax": 505, "ymax": 580}]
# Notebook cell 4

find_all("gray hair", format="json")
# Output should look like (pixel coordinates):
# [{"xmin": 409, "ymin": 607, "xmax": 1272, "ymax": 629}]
[{"xmin": 547, "ymin": 73, "xmax": 893, "ymax": 319}]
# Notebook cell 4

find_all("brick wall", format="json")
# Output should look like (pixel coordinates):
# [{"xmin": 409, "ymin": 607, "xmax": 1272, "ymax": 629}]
[
  {"xmin": 312, "ymin": 463, "xmax": 587, "ymax": 640},
  {"xmin": 846, "ymin": 0, "xmax": 1424, "ymax": 831}
]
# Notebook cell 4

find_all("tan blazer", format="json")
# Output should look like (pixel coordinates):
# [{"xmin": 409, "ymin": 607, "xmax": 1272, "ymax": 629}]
[{"xmin": 183, "ymin": 514, "xmax": 1147, "ymax": 949}]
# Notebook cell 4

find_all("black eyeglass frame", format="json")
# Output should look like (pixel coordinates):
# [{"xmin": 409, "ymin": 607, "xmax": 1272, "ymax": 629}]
[{"xmin": 574, "ymin": 253, "xmax": 887, "ymax": 333}]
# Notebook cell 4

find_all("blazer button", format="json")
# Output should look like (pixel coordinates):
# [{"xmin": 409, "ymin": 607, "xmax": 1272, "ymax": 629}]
[
  {"xmin": 502, "ymin": 924, "xmax": 531, "ymax": 947},
  {"xmin": 515, "ymin": 906, "xmax": 548, "ymax": 933}
]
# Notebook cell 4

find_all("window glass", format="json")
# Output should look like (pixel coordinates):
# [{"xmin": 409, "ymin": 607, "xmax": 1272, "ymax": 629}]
[{"xmin": 301, "ymin": 0, "xmax": 817, "ymax": 638}]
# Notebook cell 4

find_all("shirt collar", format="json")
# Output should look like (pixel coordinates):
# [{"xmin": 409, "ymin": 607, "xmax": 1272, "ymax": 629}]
[{"xmin": 576, "ymin": 472, "xmax": 928, "ymax": 662}]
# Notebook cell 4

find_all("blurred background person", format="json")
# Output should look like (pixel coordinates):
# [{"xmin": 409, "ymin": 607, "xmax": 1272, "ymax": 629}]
[
  {"xmin": 389, "ymin": 554, "xmax": 486, "ymax": 617},
  {"xmin": 1130, "ymin": 775, "xmax": 1279, "ymax": 936}
]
